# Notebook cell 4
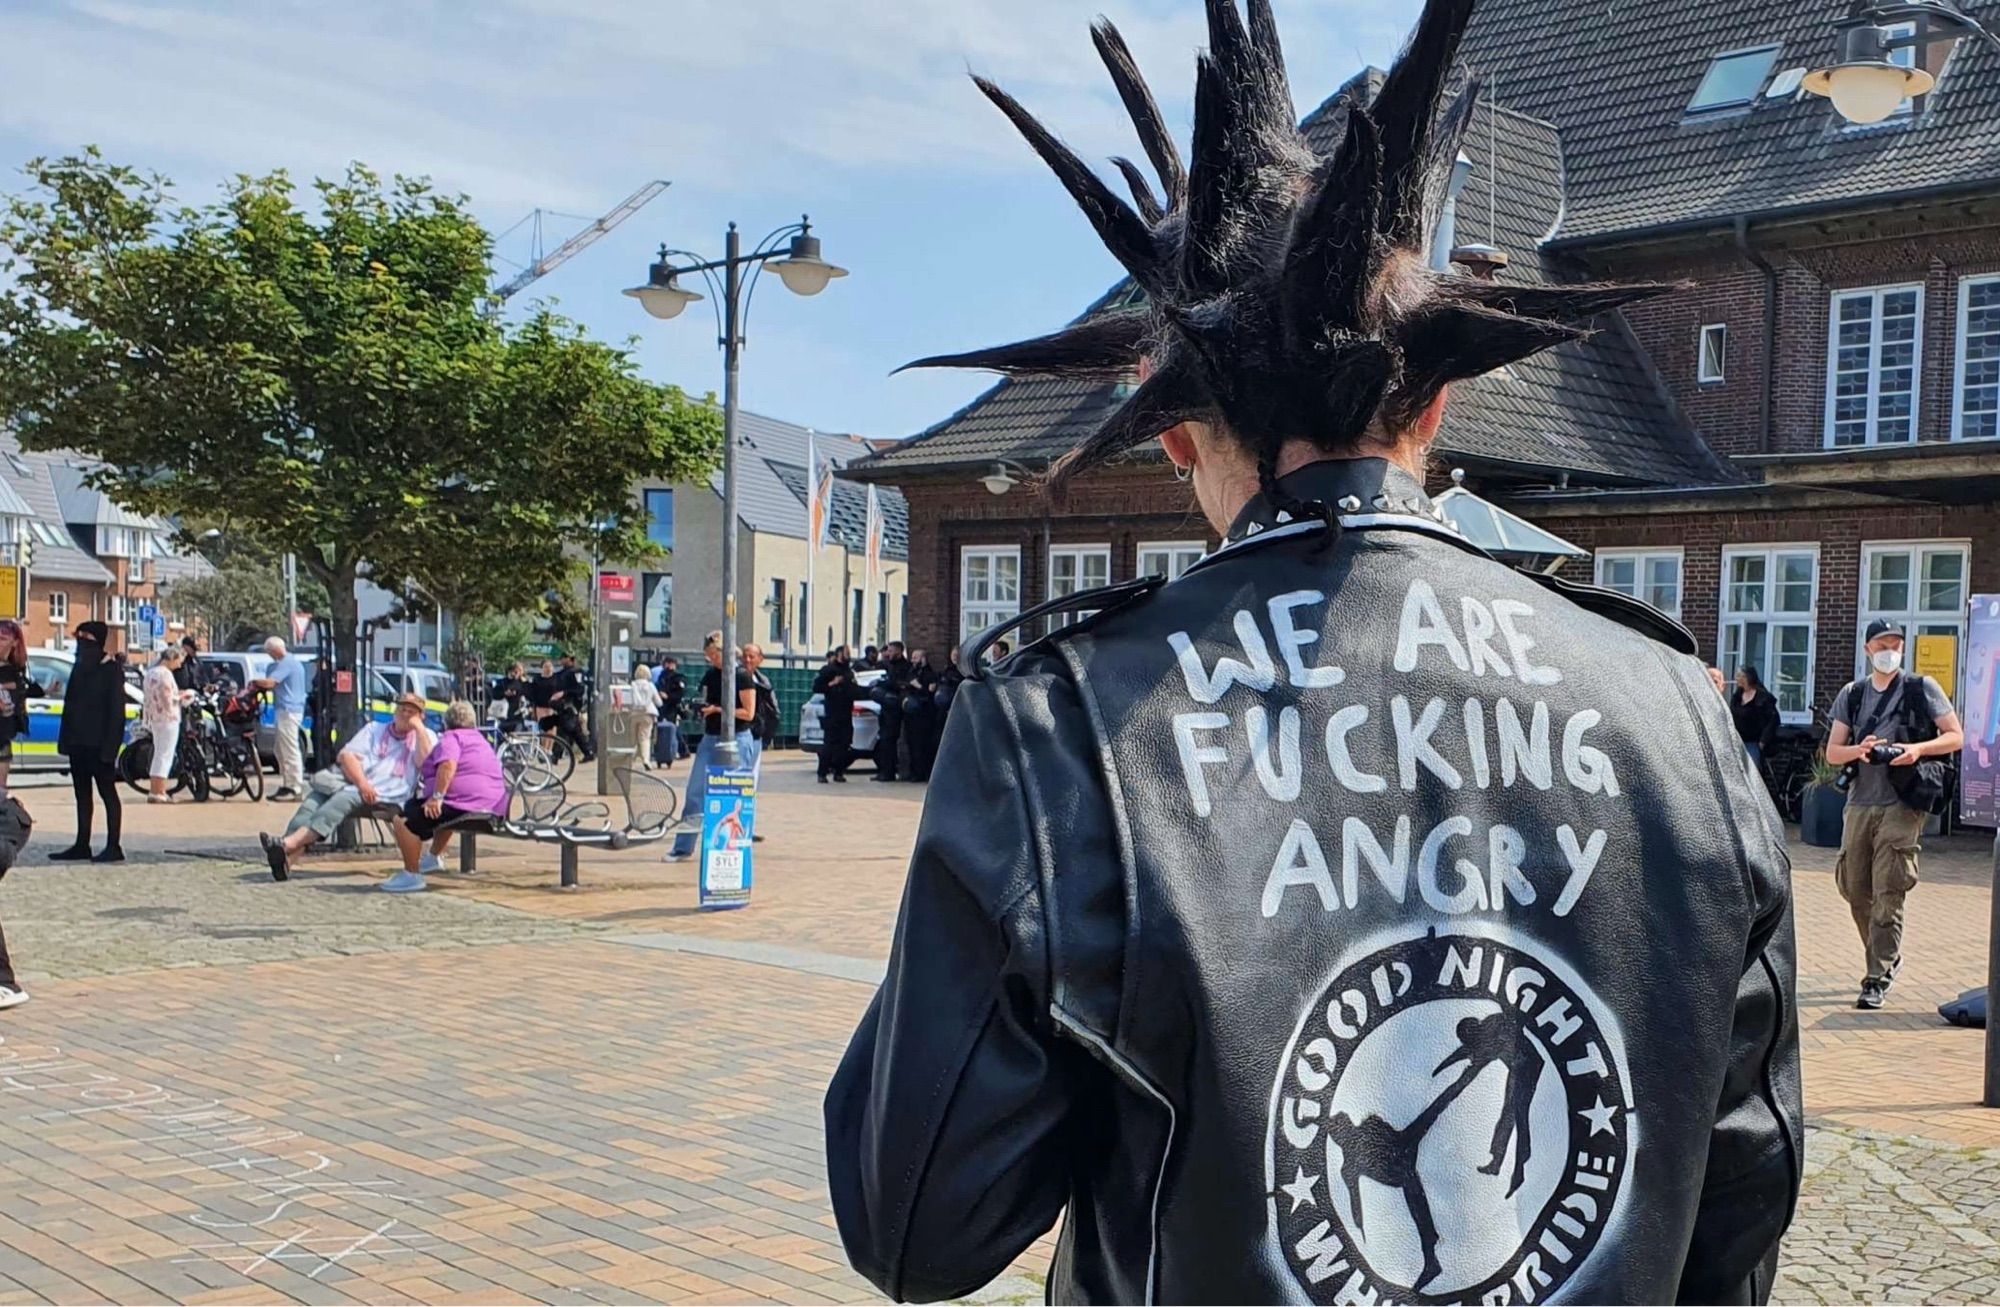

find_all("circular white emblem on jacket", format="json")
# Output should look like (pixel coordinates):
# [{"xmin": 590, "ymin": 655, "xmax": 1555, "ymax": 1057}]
[{"xmin": 1267, "ymin": 927, "xmax": 1632, "ymax": 1305}]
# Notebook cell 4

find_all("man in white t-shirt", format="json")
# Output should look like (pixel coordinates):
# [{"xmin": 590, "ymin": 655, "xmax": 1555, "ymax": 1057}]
[{"xmin": 258, "ymin": 694, "xmax": 433, "ymax": 881}]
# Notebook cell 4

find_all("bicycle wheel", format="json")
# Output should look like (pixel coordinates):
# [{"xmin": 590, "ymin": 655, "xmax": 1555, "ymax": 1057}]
[
  {"xmin": 543, "ymin": 735, "xmax": 578, "ymax": 785},
  {"xmin": 499, "ymin": 735, "xmax": 557, "ymax": 793},
  {"xmin": 118, "ymin": 738, "xmax": 153, "ymax": 794},
  {"xmin": 205, "ymin": 734, "xmax": 246, "ymax": 799},
  {"xmin": 236, "ymin": 742, "xmax": 265, "ymax": 802}
]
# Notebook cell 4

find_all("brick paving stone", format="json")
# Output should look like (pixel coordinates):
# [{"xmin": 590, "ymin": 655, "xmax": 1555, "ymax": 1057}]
[{"xmin": 2, "ymin": 756, "xmax": 2000, "ymax": 1301}]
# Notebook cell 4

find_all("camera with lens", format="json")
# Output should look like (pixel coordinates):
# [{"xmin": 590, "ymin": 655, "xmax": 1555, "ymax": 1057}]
[{"xmin": 1867, "ymin": 743, "xmax": 1906, "ymax": 765}]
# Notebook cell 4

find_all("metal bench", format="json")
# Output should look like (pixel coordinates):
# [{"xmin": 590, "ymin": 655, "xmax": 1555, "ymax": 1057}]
[{"xmin": 451, "ymin": 764, "xmax": 678, "ymax": 888}]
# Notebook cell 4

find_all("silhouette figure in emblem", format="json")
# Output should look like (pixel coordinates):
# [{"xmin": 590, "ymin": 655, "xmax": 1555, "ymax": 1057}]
[{"xmin": 1327, "ymin": 1010, "xmax": 1550, "ymax": 1291}]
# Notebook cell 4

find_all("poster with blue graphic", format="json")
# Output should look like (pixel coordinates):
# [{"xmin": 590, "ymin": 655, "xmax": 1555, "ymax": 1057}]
[
  {"xmin": 1961, "ymin": 595, "xmax": 2000, "ymax": 827},
  {"xmin": 697, "ymin": 767, "xmax": 757, "ymax": 910}
]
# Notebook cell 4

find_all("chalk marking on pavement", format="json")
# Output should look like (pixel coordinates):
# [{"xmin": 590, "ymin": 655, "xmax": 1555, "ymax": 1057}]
[{"xmin": 609, "ymin": 930, "xmax": 886, "ymax": 985}]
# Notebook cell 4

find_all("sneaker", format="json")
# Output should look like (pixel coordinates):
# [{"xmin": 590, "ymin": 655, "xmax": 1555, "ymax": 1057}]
[
  {"xmin": 1855, "ymin": 983, "xmax": 1885, "ymax": 1010},
  {"xmin": 259, "ymin": 832, "xmax": 290, "ymax": 883},
  {"xmin": 833, "ymin": 774, "xmax": 848, "ymax": 784},
  {"xmin": 0, "ymin": 986, "xmax": 27, "ymax": 1011},
  {"xmin": 818, "ymin": 775, "xmax": 830, "ymax": 784},
  {"xmin": 47, "ymin": 845, "xmax": 91, "ymax": 862},
  {"xmin": 417, "ymin": 852, "xmax": 443, "ymax": 874},
  {"xmin": 380, "ymin": 870, "xmax": 428, "ymax": 894}
]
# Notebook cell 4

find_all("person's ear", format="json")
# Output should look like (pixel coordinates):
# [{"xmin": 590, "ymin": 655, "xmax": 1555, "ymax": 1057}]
[
  {"xmin": 1415, "ymin": 387, "xmax": 1449, "ymax": 444},
  {"xmin": 1160, "ymin": 423, "xmax": 1198, "ymax": 477}
]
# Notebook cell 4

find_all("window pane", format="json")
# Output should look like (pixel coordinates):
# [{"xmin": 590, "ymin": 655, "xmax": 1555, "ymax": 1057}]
[
  {"xmin": 1961, "ymin": 280, "xmax": 2000, "ymax": 438},
  {"xmin": 994, "ymin": 555, "xmax": 1019, "ymax": 602},
  {"xmin": 1921, "ymin": 550, "xmax": 1966, "ymax": 613},
  {"xmin": 1776, "ymin": 554, "xmax": 1815, "ymax": 612},
  {"xmin": 1726, "ymin": 555, "xmax": 1766, "ymax": 614},
  {"xmin": 1688, "ymin": 47, "xmax": 1779, "ymax": 110},
  {"xmin": 1602, "ymin": 557, "xmax": 1636, "ymax": 594},
  {"xmin": 1868, "ymin": 550, "xmax": 1912, "ymax": 611}
]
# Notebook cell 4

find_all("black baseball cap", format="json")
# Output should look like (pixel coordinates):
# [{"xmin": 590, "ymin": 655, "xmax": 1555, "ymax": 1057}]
[{"xmin": 1864, "ymin": 619, "xmax": 1905, "ymax": 643}]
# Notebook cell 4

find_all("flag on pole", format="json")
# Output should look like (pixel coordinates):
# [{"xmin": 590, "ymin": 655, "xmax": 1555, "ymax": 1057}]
[
  {"xmin": 811, "ymin": 463, "xmax": 835, "ymax": 554},
  {"xmin": 864, "ymin": 484, "xmax": 884, "ymax": 588}
]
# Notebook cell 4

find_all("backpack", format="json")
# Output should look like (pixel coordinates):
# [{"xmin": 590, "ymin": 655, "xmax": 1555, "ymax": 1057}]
[
  {"xmin": 0, "ymin": 793, "xmax": 32, "ymax": 879},
  {"xmin": 1837, "ymin": 675, "xmax": 1952, "ymax": 814},
  {"xmin": 751, "ymin": 678, "xmax": 780, "ymax": 742}
]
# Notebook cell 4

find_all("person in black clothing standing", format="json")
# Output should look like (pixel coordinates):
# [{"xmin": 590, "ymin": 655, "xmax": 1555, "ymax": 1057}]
[
  {"xmin": 0, "ymin": 785, "xmax": 27, "ymax": 1009},
  {"xmin": 902, "ymin": 649, "xmax": 943, "ymax": 782},
  {"xmin": 0, "ymin": 619, "xmax": 41, "ymax": 799},
  {"xmin": 544, "ymin": 653, "xmax": 595, "ymax": 762},
  {"xmin": 813, "ymin": 646, "xmax": 859, "ymax": 783},
  {"xmin": 497, "ymin": 662, "xmax": 531, "ymax": 731},
  {"xmin": 52, "ymin": 621, "xmax": 126, "ymax": 863},
  {"xmin": 173, "ymin": 636, "xmax": 201, "ymax": 694},
  {"xmin": 656, "ymin": 657, "xmax": 688, "ymax": 767},
  {"xmin": 856, "ymin": 645, "xmax": 880, "ymax": 673},
  {"xmin": 1730, "ymin": 666, "xmax": 1782, "ymax": 785},
  {"xmin": 871, "ymin": 641, "xmax": 912, "ymax": 782}
]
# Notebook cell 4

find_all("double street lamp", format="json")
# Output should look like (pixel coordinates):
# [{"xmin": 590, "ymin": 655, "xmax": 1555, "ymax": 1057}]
[{"xmin": 625, "ymin": 218, "xmax": 847, "ymax": 769}]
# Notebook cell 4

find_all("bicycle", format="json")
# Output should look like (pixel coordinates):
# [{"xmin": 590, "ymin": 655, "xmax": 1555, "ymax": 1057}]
[
  {"xmin": 483, "ymin": 718, "xmax": 577, "ymax": 793},
  {"xmin": 197, "ymin": 687, "xmax": 266, "ymax": 802}
]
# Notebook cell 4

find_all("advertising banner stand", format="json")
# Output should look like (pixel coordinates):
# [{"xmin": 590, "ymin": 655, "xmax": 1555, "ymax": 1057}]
[{"xmin": 697, "ymin": 767, "xmax": 756, "ymax": 911}]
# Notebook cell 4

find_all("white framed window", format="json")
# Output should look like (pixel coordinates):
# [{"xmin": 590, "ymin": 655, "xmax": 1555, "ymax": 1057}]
[
  {"xmin": 0, "ymin": 515, "xmax": 19, "ymax": 566},
  {"xmin": 1139, "ymin": 540, "xmax": 1207, "ymax": 581},
  {"xmin": 1954, "ymin": 274, "xmax": 2000, "ymax": 440},
  {"xmin": 1595, "ymin": 548, "xmax": 1684, "ymax": 619},
  {"xmin": 1698, "ymin": 324, "xmax": 1727, "ymax": 383},
  {"xmin": 107, "ymin": 594, "xmax": 127, "ymax": 625},
  {"xmin": 1048, "ymin": 544, "xmax": 1110, "ymax": 600},
  {"xmin": 1826, "ymin": 284, "xmax": 1922, "ymax": 447},
  {"xmin": 1719, "ymin": 546, "xmax": 1819, "ymax": 722},
  {"xmin": 47, "ymin": 591, "xmax": 67, "ymax": 625},
  {"xmin": 960, "ymin": 546, "xmax": 1021, "ymax": 643},
  {"xmin": 1858, "ymin": 541, "xmax": 1970, "ymax": 691}
]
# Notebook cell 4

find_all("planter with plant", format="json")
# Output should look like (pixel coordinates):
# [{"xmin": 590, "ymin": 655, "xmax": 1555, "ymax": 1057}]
[{"xmin": 1799, "ymin": 750, "xmax": 1847, "ymax": 848}]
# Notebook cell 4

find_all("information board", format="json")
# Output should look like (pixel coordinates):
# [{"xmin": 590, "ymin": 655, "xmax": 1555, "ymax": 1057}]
[
  {"xmin": 697, "ymin": 767, "xmax": 757, "ymax": 911},
  {"xmin": 1960, "ymin": 597, "xmax": 2000, "ymax": 827},
  {"xmin": 0, "ymin": 565, "xmax": 20, "ymax": 620}
]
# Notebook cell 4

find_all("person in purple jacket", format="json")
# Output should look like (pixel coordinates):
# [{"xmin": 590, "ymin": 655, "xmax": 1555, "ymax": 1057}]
[{"xmin": 386, "ymin": 700, "xmax": 508, "ymax": 893}]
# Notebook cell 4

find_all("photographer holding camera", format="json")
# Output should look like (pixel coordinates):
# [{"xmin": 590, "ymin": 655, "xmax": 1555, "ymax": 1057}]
[{"xmin": 1826, "ymin": 619, "xmax": 1965, "ymax": 1010}]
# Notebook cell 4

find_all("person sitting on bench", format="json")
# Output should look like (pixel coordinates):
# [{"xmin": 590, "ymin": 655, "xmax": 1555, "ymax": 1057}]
[
  {"xmin": 259, "ymin": 694, "xmax": 433, "ymax": 882},
  {"xmin": 385, "ymin": 699, "xmax": 507, "ymax": 894}
]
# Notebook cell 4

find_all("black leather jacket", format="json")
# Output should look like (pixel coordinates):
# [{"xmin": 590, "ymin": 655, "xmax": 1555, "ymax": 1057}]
[{"xmin": 825, "ymin": 460, "xmax": 1799, "ymax": 1305}]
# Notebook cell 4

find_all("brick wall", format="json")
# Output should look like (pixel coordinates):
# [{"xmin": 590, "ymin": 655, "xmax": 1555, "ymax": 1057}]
[
  {"xmin": 1611, "ymin": 212, "xmax": 2000, "ymax": 458},
  {"xmin": 900, "ymin": 463, "xmax": 1209, "ymax": 654},
  {"xmin": 1535, "ymin": 499, "xmax": 2000, "ymax": 713}
]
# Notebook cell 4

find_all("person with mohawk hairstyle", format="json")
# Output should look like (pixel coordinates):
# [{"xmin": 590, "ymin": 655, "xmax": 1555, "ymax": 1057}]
[{"xmin": 824, "ymin": 0, "xmax": 1799, "ymax": 1302}]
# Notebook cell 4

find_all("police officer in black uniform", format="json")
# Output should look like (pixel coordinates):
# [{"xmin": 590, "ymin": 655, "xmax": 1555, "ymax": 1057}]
[
  {"xmin": 901, "ymin": 650, "xmax": 943, "ymax": 782},
  {"xmin": 870, "ymin": 641, "xmax": 913, "ymax": 782},
  {"xmin": 813, "ymin": 646, "xmax": 859, "ymax": 783},
  {"xmin": 824, "ymin": 2, "xmax": 1799, "ymax": 1302}
]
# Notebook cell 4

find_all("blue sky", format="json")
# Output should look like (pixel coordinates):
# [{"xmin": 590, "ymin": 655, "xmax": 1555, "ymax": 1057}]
[{"xmin": 0, "ymin": 0, "xmax": 1422, "ymax": 441}]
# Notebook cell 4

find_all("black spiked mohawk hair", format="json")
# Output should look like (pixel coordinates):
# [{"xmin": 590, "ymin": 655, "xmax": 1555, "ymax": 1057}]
[{"xmin": 905, "ymin": 0, "xmax": 1674, "ymax": 501}]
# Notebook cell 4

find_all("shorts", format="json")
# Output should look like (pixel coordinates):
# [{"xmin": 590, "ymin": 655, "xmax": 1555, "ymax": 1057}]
[{"xmin": 401, "ymin": 796, "xmax": 499, "ymax": 841}]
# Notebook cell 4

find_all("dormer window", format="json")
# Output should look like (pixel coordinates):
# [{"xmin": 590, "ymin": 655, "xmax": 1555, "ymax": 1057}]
[{"xmin": 1687, "ymin": 45, "xmax": 1782, "ymax": 113}]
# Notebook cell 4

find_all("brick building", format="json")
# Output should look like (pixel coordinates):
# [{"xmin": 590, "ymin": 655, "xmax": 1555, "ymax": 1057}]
[
  {"xmin": 846, "ymin": 0, "xmax": 2000, "ymax": 727},
  {"xmin": 1, "ymin": 431, "xmax": 210, "ymax": 654}
]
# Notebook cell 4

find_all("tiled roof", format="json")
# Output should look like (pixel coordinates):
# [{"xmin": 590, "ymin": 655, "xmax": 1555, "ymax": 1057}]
[
  {"xmin": 0, "ymin": 431, "xmax": 113, "ymax": 583},
  {"xmin": 1457, "ymin": 0, "xmax": 2000, "ymax": 243},
  {"xmin": 766, "ymin": 460, "xmax": 909, "ymax": 560},
  {"xmin": 703, "ymin": 408, "xmax": 911, "ymax": 555},
  {"xmin": 851, "ymin": 89, "xmax": 1729, "ymax": 490}
]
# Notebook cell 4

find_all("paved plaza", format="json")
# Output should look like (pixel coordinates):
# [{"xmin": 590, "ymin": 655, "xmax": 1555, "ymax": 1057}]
[{"xmin": 0, "ymin": 757, "xmax": 1996, "ymax": 1303}]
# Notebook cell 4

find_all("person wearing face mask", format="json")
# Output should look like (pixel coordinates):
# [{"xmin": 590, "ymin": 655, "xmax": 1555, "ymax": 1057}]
[
  {"xmin": 1825, "ymin": 619, "xmax": 1965, "ymax": 1011},
  {"xmin": 52, "ymin": 621, "xmax": 128, "ymax": 863}
]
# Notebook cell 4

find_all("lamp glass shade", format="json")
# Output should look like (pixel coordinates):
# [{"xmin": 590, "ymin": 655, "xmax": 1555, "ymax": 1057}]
[
  {"xmin": 623, "ymin": 281, "xmax": 703, "ymax": 320},
  {"xmin": 981, "ymin": 472, "xmax": 1016, "ymax": 496},
  {"xmin": 1806, "ymin": 61, "xmax": 1932, "ymax": 124},
  {"xmin": 771, "ymin": 256, "xmax": 847, "ymax": 297}
]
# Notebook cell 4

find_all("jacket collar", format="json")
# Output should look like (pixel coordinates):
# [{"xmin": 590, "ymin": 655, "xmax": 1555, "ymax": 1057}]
[{"xmin": 1223, "ymin": 457, "xmax": 1444, "ymax": 543}]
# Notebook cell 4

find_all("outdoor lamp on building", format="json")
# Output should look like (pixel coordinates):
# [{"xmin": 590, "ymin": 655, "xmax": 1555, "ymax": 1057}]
[
  {"xmin": 981, "ymin": 464, "xmax": 1020, "ymax": 496},
  {"xmin": 1803, "ymin": 0, "xmax": 2000, "ymax": 124}
]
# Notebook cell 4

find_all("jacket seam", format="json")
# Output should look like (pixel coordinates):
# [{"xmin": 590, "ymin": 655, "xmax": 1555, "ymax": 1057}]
[
  {"xmin": 1653, "ymin": 645, "xmax": 1804, "ymax": 1252},
  {"xmin": 1055, "ymin": 634, "xmax": 1146, "ymax": 1049},
  {"xmin": 1050, "ymin": 1003, "xmax": 1173, "ymax": 1306}
]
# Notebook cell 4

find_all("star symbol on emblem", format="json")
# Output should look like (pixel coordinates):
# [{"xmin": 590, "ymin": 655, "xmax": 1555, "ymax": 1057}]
[
  {"xmin": 1578, "ymin": 1096, "xmax": 1620, "ymax": 1136},
  {"xmin": 1279, "ymin": 1166, "xmax": 1319, "ymax": 1213}
]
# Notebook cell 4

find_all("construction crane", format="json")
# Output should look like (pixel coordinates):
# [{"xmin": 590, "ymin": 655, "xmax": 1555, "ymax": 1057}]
[{"xmin": 483, "ymin": 179, "xmax": 671, "ymax": 317}]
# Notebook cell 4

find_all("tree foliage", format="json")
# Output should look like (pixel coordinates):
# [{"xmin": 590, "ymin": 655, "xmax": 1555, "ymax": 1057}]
[
  {"xmin": 0, "ymin": 152, "xmax": 720, "ymax": 727},
  {"xmin": 165, "ymin": 544, "xmax": 329, "ymax": 651}
]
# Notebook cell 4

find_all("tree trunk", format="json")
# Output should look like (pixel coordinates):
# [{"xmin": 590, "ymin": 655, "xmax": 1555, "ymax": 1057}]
[{"xmin": 324, "ymin": 565, "xmax": 365, "ymax": 745}]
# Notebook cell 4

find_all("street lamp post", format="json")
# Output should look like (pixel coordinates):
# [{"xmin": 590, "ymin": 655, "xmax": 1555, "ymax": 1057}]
[{"xmin": 626, "ymin": 218, "xmax": 846, "ymax": 769}]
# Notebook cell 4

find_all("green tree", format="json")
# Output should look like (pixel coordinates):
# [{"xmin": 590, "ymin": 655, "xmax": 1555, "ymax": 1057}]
[
  {"xmin": 458, "ymin": 610, "xmax": 538, "ymax": 673},
  {"xmin": 164, "ymin": 549, "xmax": 331, "ymax": 651},
  {"xmin": 0, "ymin": 153, "xmax": 719, "ymax": 731}
]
